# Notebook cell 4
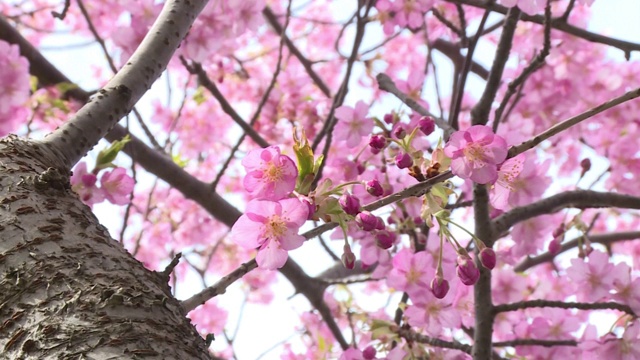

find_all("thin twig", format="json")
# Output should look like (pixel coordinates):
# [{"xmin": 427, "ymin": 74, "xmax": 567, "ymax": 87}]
[
  {"xmin": 507, "ymin": 87, "xmax": 640, "ymax": 158},
  {"xmin": 514, "ymin": 231, "xmax": 640, "ymax": 272},
  {"xmin": 449, "ymin": 8, "xmax": 490, "ymax": 130},
  {"xmin": 493, "ymin": 299, "xmax": 635, "ymax": 316},
  {"xmin": 493, "ymin": 1, "xmax": 551, "ymax": 133},
  {"xmin": 376, "ymin": 73, "xmax": 453, "ymax": 135},
  {"xmin": 181, "ymin": 59, "xmax": 270, "ymax": 148}
]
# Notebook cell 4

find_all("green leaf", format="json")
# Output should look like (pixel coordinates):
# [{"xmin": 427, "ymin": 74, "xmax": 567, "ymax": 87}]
[
  {"xmin": 95, "ymin": 135, "xmax": 131, "ymax": 171},
  {"xmin": 193, "ymin": 86, "xmax": 206, "ymax": 105},
  {"xmin": 293, "ymin": 128, "xmax": 316, "ymax": 195},
  {"xmin": 171, "ymin": 153, "xmax": 189, "ymax": 168}
]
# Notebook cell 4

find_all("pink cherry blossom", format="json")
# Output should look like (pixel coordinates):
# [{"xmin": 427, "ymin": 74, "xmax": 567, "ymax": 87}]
[
  {"xmin": 230, "ymin": 198, "xmax": 308, "ymax": 270},
  {"xmin": 387, "ymin": 249, "xmax": 434, "ymax": 299},
  {"xmin": 444, "ymin": 125, "xmax": 508, "ymax": 184},
  {"xmin": 242, "ymin": 146, "xmax": 298, "ymax": 201},
  {"xmin": 71, "ymin": 162, "xmax": 105, "ymax": 206},
  {"xmin": 101, "ymin": 167, "xmax": 135, "ymax": 205},
  {"xmin": 566, "ymin": 250, "xmax": 616, "ymax": 302},
  {"xmin": 334, "ymin": 101, "xmax": 373, "ymax": 148}
]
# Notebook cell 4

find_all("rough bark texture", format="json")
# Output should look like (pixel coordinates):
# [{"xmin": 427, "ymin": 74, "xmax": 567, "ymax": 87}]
[{"xmin": 0, "ymin": 137, "xmax": 211, "ymax": 359}]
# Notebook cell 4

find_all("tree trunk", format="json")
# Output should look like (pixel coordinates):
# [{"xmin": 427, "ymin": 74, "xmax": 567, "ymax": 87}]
[{"xmin": 0, "ymin": 136, "xmax": 211, "ymax": 359}]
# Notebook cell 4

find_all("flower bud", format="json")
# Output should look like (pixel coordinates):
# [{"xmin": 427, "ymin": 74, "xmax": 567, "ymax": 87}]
[
  {"xmin": 418, "ymin": 116, "xmax": 435, "ymax": 136},
  {"xmin": 456, "ymin": 255, "xmax": 480, "ymax": 286},
  {"xmin": 356, "ymin": 162, "xmax": 366, "ymax": 175},
  {"xmin": 369, "ymin": 134, "xmax": 386, "ymax": 150},
  {"xmin": 430, "ymin": 276, "xmax": 450, "ymax": 299},
  {"xmin": 384, "ymin": 113, "xmax": 394, "ymax": 124},
  {"xmin": 479, "ymin": 247, "xmax": 496, "ymax": 270},
  {"xmin": 375, "ymin": 230, "xmax": 396, "ymax": 249},
  {"xmin": 342, "ymin": 246, "xmax": 356, "ymax": 270},
  {"xmin": 393, "ymin": 125, "xmax": 406, "ymax": 139},
  {"xmin": 580, "ymin": 158, "xmax": 591, "ymax": 176},
  {"xmin": 548, "ymin": 238, "xmax": 562, "ymax": 255},
  {"xmin": 355, "ymin": 211, "xmax": 378, "ymax": 231},
  {"xmin": 375, "ymin": 216, "xmax": 385, "ymax": 230},
  {"xmin": 395, "ymin": 152, "xmax": 413, "ymax": 169},
  {"xmin": 339, "ymin": 193, "xmax": 361, "ymax": 216},
  {"xmin": 362, "ymin": 346, "xmax": 376, "ymax": 360},
  {"xmin": 366, "ymin": 179, "xmax": 384, "ymax": 197},
  {"xmin": 301, "ymin": 197, "xmax": 316, "ymax": 220}
]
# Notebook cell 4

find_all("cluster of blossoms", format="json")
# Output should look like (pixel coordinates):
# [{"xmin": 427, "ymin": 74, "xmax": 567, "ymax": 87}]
[
  {"xmin": 70, "ymin": 162, "xmax": 135, "ymax": 206},
  {"xmin": 230, "ymin": 146, "xmax": 308, "ymax": 270},
  {"xmin": 0, "ymin": 41, "xmax": 30, "ymax": 135}
]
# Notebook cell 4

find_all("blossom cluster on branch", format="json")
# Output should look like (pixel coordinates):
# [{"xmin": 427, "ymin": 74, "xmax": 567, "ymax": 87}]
[{"xmin": 5, "ymin": 0, "xmax": 640, "ymax": 359}]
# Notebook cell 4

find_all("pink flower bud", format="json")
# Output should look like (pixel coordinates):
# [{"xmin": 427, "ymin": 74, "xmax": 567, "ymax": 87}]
[
  {"xmin": 395, "ymin": 152, "xmax": 413, "ymax": 169},
  {"xmin": 301, "ymin": 198, "xmax": 316, "ymax": 220},
  {"xmin": 456, "ymin": 255, "xmax": 480, "ymax": 286},
  {"xmin": 366, "ymin": 179, "xmax": 384, "ymax": 197},
  {"xmin": 375, "ymin": 230, "xmax": 396, "ymax": 249},
  {"xmin": 430, "ymin": 276, "xmax": 450, "ymax": 299},
  {"xmin": 580, "ymin": 158, "xmax": 591, "ymax": 175},
  {"xmin": 362, "ymin": 346, "xmax": 376, "ymax": 360},
  {"xmin": 418, "ymin": 116, "xmax": 435, "ymax": 136},
  {"xmin": 552, "ymin": 223, "xmax": 565, "ymax": 238},
  {"xmin": 375, "ymin": 216, "xmax": 385, "ymax": 230},
  {"xmin": 548, "ymin": 238, "xmax": 562, "ymax": 255},
  {"xmin": 383, "ymin": 113, "xmax": 394, "ymax": 124},
  {"xmin": 479, "ymin": 248, "xmax": 496, "ymax": 270},
  {"xmin": 393, "ymin": 125, "xmax": 406, "ymax": 139},
  {"xmin": 369, "ymin": 134, "xmax": 386, "ymax": 150},
  {"xmin": 355, "ymin": 211, "xmax": 379, "ymax": 231},
  {"xmin": 342, "ymin": 248, "xmax": 356, "ymax": 270},
  {"xmin": 356, "ymin": 162, "xmax": 366, "ymax": 175},
  {"xmin": 339, "ymin": 193, "xmax": 361, "ymax": 216}
]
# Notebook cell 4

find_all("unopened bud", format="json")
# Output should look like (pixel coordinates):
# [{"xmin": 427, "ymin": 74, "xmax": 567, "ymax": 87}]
[
  {"xmin": 369, "ymin": 134, "xmax": 386, "ymax": 150},
  {"xmin": 417, "ymin": 116, "xmax": 435, "ymax": 136},
  {"xmin": 342, "ymin": 245, "xmax": 356, "ymax": 270},
  {"xmin": 479, "ymin": 247, "xmax": 496, "ymax": 270},
  {"xmin": 375, "ymin": 230, "xmax": 396, "ymax": 249},
  {"xmin": 430, "ymin": 276, "xmax": 450, "ymax": 299},
  {"xmin": 362, "ymin": 346, "xmax": 376, "ymax": 360},
  {"xmin": 339, "ymin": 193, "xmax": 361, "ymax": 216},
  {"xmin": 393, "ymin": 125, "xmax": 406, "ymax": 139},
  {"xmin": 355, "ymin": 211, "xmax": 378, "ymax": 231},
  {"xmin": 395, "ymin": 152, "xmax": 413, "ymax": 169},
  {"xmin": 456, "ymin": 255, "xmax": 480, "ymax": 286},
  {"xmin": 366, "ymin": 179, "xmax": 384, "ymax": 197}
]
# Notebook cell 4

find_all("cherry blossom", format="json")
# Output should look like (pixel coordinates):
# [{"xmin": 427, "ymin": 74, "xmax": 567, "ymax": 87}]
[
  {"xmin": 242, "ymin": 146, "xmax": 298, "ymax": 201},
  {"xmin": 100, "ymin": 167, "xmax": 134, "ymax": 205},
  {"xmin": 230, "ymin": 198, "xmax": 308, "ymax": 270},
  {"xmin": 444, "ymin": 125, "xmax": 508, "ymax": 184},
  {"xmin": 71, "ymin": 162, "xmax": 105, "ymax": 206},
  {"xmin": 334, "ymin": 101, "xmax": 373, "ymax": 148}
]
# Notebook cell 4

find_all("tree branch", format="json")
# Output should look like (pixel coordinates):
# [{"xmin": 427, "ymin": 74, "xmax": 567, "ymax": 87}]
[
  {"xmin": 493, "ymin": 300, "xmax": 635, "ymax": 316},
  {"xmin": 507, "ymin": 87, "xmax": 640, "ymax": 158},
  {"xmin": 492, "ymin": 339, "xmax": 577, "ymax": 347},
  {"xmin": 448, "ymin": 0, "xmax": 640, "ymax": 57},
  {"xmin": 182, "ymin": 59, "xmax": 270, "ymax": 148},
  {"xmin": 470, "ymin": 7, "xmax": 520, "ymax": 126},
  {"xmin": 396, "ymin": 327, "xmax": 473, "ymax": 355},
  {"xmin": 493, "ymin": 191, "xmax": 640, "ymax": 236},
  {"xmin": 376, "ymin": 73, "xmax": 453, "ymax": 136},
  {"xmin": 262, "ymin": 6, "xmax": 332, "ymax": 98},
  {"xmin": 514, "ymin": 231, "xmax": 640, "ymax": 272},
  {"xmin": 42, "ymin": 0, "xmax": 211, "ymax": 169}
]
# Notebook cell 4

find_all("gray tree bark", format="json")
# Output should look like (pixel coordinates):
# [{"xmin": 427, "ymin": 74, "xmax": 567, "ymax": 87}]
[{"xmin": 0, "ymin": 0, "xmax": 216, "ymax": 358}]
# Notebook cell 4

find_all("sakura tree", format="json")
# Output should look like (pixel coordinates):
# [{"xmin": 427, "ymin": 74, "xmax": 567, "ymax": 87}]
[{"xmin": 2, "ymin": 0, "xmax": 640, "ymax": 359}]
